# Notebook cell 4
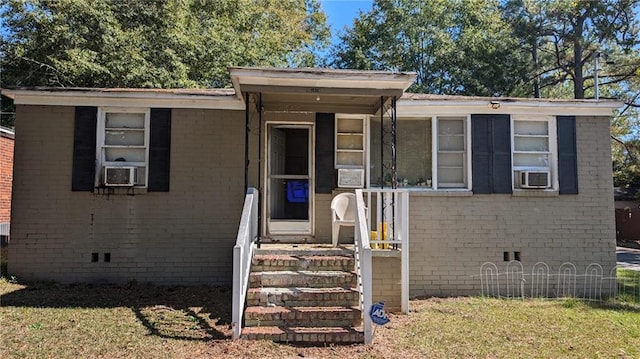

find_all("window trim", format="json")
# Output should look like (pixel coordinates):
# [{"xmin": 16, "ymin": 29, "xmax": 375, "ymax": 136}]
[
  {"xmin": 432, "ymin": 115, "xmax": 472, "ymax": 190},
  {"xmin": 510, "ymin": 115, "xmax": 558, "ymax": 191},
  {"xmin": 367, "ymin": 114, "xmax": 472, "ymax": 191},
  {"xmin": 95, "ymin": 107, "xmax": 151, "ymax": 188}
]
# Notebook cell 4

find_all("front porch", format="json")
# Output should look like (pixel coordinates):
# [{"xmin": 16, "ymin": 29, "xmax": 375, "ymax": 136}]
[{"xmin": 232, "ymin": 188, "xmax": 410, "ymax": 344}]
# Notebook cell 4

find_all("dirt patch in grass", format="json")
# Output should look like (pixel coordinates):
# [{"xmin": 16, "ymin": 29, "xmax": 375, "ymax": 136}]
[
  {"xmin": 0, "ymin": 280, "xmax": 421, "ymax": 358},
  {"xmin": 1, "ymin": 280, "xmax": 639, "ymax": 359}
]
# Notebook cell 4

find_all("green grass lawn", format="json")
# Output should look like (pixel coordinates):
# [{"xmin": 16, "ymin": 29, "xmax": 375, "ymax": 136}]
[{"xmin": 1, "ymin": 276, "xmax": 639, "ymax": 359}]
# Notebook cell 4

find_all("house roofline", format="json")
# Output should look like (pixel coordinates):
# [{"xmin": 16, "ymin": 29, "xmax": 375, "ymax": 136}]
[
  {"xmin": 398, "ymin": 94, "xmax": 622, "ymax": 117},
  {"xmin": 2, "ymin": 87, "xmax": 245, "ymax": 110},
  {"xmin": 1, "ymin": 87, "xmax": 622, "ymax": 117}
]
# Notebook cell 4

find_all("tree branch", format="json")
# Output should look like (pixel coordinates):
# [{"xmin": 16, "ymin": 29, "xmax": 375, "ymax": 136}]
[
  {"xmin": 612, "ymin": 134, "xmax": 638, "ymax": 163},
  {"xmin": 19, "ymin": 57, "xmax": 75, "ymax": 87}
]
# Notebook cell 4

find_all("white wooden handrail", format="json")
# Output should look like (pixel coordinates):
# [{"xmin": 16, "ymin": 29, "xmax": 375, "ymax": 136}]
[
  {"xmin": 232, "ymin": 187, "xmax": 259, "ymax": 339},
  {"xmin": 354, "ymin": 189, "xmax": 373, "ymax": 344},
  {"xmin": 361, "ymin": 189, "xmax": 410, "ymax": 314}
]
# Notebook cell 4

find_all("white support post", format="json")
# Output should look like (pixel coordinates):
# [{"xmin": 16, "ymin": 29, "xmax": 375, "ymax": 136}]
[
  {"xmin": 362, "ymin": 247, "xmax": 373, "ymax": 344},
  {"xmin": 400, "ymin": 192, "xmax": 410, "ymax": 314},
  {"xmin": 232, "ymin": 245, "xmax": 243, "ymax": 339}
]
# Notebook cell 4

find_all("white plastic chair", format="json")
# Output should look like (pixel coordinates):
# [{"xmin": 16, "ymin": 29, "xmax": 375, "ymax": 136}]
[{"xmin": 330, "ymin": 192, "xmax": 357, "ymax": 247}]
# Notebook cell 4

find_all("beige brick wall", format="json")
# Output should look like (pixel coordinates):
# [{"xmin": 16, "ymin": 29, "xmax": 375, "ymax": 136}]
[
  {"xmin": 372, "ymin": 256, "xmax": 402, "ymax": 312},
  {"xmin": 408, "ymin": 116, "xmax": 616, "ymax": 297},
  {"xmin": 10, "ymin": 106, "xmax": 245, "ymax": 284}
]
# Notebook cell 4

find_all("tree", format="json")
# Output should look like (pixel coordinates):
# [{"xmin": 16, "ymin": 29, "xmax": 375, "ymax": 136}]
[
  {"xmin": 503, "ymin": 0, "xmax": 640, "ymax": 99},
  {"xmin": 331, "ymin": 0, "xmax": 529, "ymax": 96},
  {"xmin": 0, "ymin": 0, "xmax": 329, "ymax": 88}
]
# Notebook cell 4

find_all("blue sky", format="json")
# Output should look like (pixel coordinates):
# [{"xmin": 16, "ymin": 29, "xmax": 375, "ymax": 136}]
[{"xmin": 320, "ymin": 0, "xmax": 373, "ymax": 44}]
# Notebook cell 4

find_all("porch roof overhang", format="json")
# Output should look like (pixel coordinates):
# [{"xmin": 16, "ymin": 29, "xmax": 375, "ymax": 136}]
[{"xmin": 229, "ymin": 67, "xmax": 417, "ymax": 114}]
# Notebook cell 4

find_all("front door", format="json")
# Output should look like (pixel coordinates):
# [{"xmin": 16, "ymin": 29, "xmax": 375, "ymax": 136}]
[{"xmin": 266, "ymin": 124, "xmax": 313, "ymax": 237}]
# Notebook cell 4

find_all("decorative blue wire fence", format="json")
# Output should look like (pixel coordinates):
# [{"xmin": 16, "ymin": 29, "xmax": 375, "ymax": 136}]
[{"xmin": 473, "ymin": 261, "xmax": 640, "ymax": 303}]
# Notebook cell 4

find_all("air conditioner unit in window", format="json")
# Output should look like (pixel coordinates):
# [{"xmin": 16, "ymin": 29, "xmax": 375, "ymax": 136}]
[
  {"xmin": 104, "ymin": 166, "xmax": 135, "ymax": 186},
  {"xmin": 518, "ymin": 170, "xmax": 550, "ymax": 189}
]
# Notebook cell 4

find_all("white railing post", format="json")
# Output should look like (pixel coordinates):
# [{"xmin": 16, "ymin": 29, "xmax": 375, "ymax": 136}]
[
  {"xmin": 231, "ymin": 188, "xmax": 259, "ymax": 340},
  {"xmin": 232, "ymin": 245, "xmax": 243, "ymax": 339},
  {"xmin": 400, "ymin": 192, "xmax": 409, "ymax": 314},
  {"xmin": 354, "ymin": 189, "xmax": 373, "ymax": 344}
]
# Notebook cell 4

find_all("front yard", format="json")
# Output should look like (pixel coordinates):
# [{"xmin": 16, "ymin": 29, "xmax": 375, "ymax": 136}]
[{"xmin": 1, "ymin": 274, "xmax": 639, "ymax": 359}]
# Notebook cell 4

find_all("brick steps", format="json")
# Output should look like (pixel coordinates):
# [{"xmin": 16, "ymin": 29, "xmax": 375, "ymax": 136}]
[
  {"xmin": 244, "ymin": 305, "xmax": 361, "ymax": 327},
  {"xmin": 242, "ymin": 246, "xmax": 362, "ymax": 344},
  {"xmin": 241, "ymin": 325, "xmax": 364, "ymax": 344},
  {"xmin": 249, "ymin": 270, "xmax": 356, "ymax": 288},
  {"xmin": 246, "ymin": 286, "xmax": 359, "ymax": 307},
  {"xmin": 252, "ymin": 254, "xmax": 355, "ymax": 272}
]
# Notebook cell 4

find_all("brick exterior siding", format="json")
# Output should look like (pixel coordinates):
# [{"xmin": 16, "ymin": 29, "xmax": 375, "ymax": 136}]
[
  {"xmin": 0, "ymin": 130, "xmax": 14, "ymax": 223},
  {"xmin": 9, "ymin": 105, "xmax": 616, "ymax": 297},
  {"xmin": 406, "ymin": 116, "xmax": 616, "ymax": 297},
  {"xmin": 9, "ymin": 106, "xmax": 245, "ymax": 284}
]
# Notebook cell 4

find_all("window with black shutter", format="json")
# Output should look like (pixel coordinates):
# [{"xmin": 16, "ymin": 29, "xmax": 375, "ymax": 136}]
[
  {"xmin": 72, "ymin": 107, "xmax": 98, "ymax": 191},
  {"xmin": 471, "ymin": 114, "xmax": 512, "ymax": 194}
]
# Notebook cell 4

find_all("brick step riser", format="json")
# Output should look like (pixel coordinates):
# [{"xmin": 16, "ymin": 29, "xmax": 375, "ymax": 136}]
[
  {"xmin": 246, "ymin": 298, "xmax": 360, "ymax": 307},
  {"xmin": 245, "ymin": 307, "xmax": 362, "ymax": 327},
  {"xmin": 245, "ymin": 318, "xmax": 361, "ymax": 327},
  {"xmin": 252, "ymin": 257, "xmax": 355, "ymax": 272},
  {"xmin": 254, "ymin": 249, "xmax": 354, "ymax": 257},
  {"xmin": 241, "ymin": 330, "xmax": 364, "ymax": 344},
  {"xmin": 249, "ymin": 274, "xmax": 357, "ymax": 289},
  {"xmin": 252, "ymin": 263, "xmax": 354, "ymax": 272},
  {"xmin": 246, "ymin": 293, "xmax": 359, "ymax": 307}
]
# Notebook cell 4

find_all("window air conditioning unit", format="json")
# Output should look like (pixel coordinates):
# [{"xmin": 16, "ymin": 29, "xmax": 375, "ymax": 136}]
[
  {"xmin": 338, "ymin": 168, "xmax": 365, "ymax": 188},
  {"xmin": 104, "ymin": 166, "xmax": 136, "ymax": 186},
  {"xmin": 518, "ymin": 170, "xmax": 550, "ymax": 189}
]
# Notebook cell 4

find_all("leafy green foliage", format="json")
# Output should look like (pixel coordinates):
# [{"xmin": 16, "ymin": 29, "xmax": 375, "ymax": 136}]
[
  {"xmin": 503, "ymin": 0, "xmax": 640, "ymax": 100},
  {"xmin": 331, "ymin": 0, "xmax": 529, "ymax": 96},
  {"xmin": 0, "ymin": 0, "xmax": 330, "ymax": 88}
]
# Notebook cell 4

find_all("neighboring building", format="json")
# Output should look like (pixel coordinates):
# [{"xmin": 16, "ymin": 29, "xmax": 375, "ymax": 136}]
[
  {"xmin": 0, "ymin": 126, "xmax": 14, "ymax": 243},
  {"xmin": 2, "ymin": 67, "xmax": 620, "ymax": 296},
  {"xmin": 614, "ymin": 187, "xmax": 640, "ymax": 241}
]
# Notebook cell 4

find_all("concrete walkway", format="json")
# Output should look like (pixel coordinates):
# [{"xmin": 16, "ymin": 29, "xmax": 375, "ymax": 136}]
[{"xmin": 617, "ymin": 246, "xmax": 640, "ymax": 271}]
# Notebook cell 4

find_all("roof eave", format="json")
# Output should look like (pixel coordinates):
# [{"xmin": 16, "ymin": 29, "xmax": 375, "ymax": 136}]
[{"xmin": 2, "ymin": 88, "xmax": 245, "ymax": 110}]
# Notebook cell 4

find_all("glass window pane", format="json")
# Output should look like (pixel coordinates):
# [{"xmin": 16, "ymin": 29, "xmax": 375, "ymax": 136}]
[
  {"xmin": 513, "ymin": 153, "xmax": 550, "ymax": 167},
  {"xmin": 438, "ymin": 167, "xmax": 464, "ymax": 184},
  {"xmin": 105, "ymin": 130, "xmax": 144, "ymax": 146},
  {"xmin": 438, "ymin": 152, "xmax": 464, "ymax": 167},
  {"xmin": 397, "ymin": 118, "xmax": 431, "ymax": 186},
  {"xmin": 370, "ymin": 117, "xmax": 432, "ymax": 187},
  {"xmin": 438, "ymin": 135, "xmax": 464, "ymax": 151},
  {"xmin": 337, "ymin": 134, "xmax": 363, "ymax": 150},
  {"xmin": 105, "ymin": 148, "xmax": 145, "ymax": 162},
  {"xmin": 438, "ymin": 118, "xmax": 465, "ymax": 135},
  {"xmin": 105, "ymin": 113, "xmax": 145, "ymax": 129},
  {"xmin": 514, "ymin": 137, "xmax": 548, "ymax": 151},
  {"xmin": 514, "ymin": 121, "xmax": 547, "ymax": 136}
]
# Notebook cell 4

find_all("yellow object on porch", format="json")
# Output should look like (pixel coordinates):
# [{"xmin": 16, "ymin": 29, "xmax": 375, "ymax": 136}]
[{"xmin": 370, "ymin": 222, "xmax": 389, "ymax": 249}]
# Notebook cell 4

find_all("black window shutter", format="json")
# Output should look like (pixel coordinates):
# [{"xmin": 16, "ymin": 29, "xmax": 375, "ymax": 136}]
[
  {"xmin": 492, "ymin": 115, "xmax": 513, "ymax": 194},
  {"xmin": 472, "ymin": 115, "xmax": 492, "ymax": 194},
  {"xmin": 72, "ymin": 106, "xmax": 97, "ymax": 191},
  {"xmin": 148, "ymin": 108, "xmax": 171, "ymax": 192},
  {"xmin": 557, "ymin": 116, "xmax": 578, "ymax": 194},
  {"xmin": 471, "ymin": 114, "xmax": 512, "ymax": 194},
  {"xmin": 315, "ymin": 113, "xmax": 335, "ymax": 193}
]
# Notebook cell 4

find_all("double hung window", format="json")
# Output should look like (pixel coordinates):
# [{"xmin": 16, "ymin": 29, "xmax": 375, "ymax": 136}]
[{"xmin": 96, "ymin": 108, "xmax": 150, "ymax": 187}]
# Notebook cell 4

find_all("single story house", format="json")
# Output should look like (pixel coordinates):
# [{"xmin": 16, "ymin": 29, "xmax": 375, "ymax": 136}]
[{"xmin": 2, "ymin": 67, "xmax": 620, "ymax": 297}]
